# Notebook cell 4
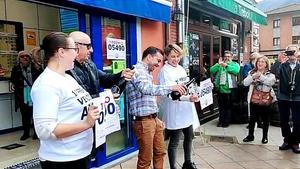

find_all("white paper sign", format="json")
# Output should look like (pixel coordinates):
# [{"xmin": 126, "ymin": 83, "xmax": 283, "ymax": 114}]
[
  {"xmin": 92, "ymin": 97, "xmax": 106, "ymax": 148},
  {"xmin": 106, "ymin": 37, "xmax": 126, "ymax": 60},
  {"xmin": 101, "ymin": 90, "xmax": 121, "ymax": 135},
  {"xmin": 92, "ymin": 90, "xmax": 121, "ymax": 148},
  {"xmin": 198, "ymin": 79, "xmax": 214, "ymax": 110}
]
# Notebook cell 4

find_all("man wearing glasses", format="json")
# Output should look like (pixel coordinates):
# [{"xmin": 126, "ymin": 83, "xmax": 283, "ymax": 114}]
[
  {"xmin": 67, "ymin": 31, "xmax": 134, "ymax": 158},
  {"xmin": 278, "ymin": 45, "xmax": 300, "ymax": 154},
  {"xmin": 67, "ymin": 31, "xmax": 134, "ymax": 98}
]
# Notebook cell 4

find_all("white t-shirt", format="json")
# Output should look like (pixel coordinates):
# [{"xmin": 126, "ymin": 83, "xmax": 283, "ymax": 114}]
[
  {"xmin": 31, "ymin": 68, "xmax": 93, "ymax": 162},
  {"xmin": 158, "ymin": 63, "xmax": 197, "ymax": 130}
]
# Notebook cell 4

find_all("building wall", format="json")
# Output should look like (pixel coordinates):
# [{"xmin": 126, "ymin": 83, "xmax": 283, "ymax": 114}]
[
  {"xmin": 0, "ymin": 0, "xmax": 61, "ymax": 51},
  {"xmin": 260, "ymin": 11, "xmax": 300, "ymax": 55},
  {"xmin": 260, "ymin": 16, "xmax": 273, "ymax": 51},
  {"xmin": 141, "ymin": 19, "xmax": 165, "ymax": 84},
  {"xmin": 280, "ymin": 14, "xmax": 292, "ymax": 49}
]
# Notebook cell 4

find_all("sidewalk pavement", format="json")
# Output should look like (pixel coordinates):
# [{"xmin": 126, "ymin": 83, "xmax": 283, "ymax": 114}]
[{"xmin": 109, "ymin": 119, "xmax": 300, "ymax": 169}]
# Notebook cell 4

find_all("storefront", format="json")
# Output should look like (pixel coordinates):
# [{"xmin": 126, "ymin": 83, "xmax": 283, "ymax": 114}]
[
  {"xmin": 186, "ymin": 0, "xmax": 267, "ymax": 123},
  {"xmin": 0, "ymin": 0, "xmax": 171, "ymax": 168}
]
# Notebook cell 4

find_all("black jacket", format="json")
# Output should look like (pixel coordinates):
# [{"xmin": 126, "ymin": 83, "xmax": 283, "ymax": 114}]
[
  {"xmin": 67, "ymin": 59, "xmax": 126, "ymax": 98},
  {"xmin": 10, "ymin": 63, "xmax": 43, "ymax": 110},
  {"xmin": 277, "ymin": 61, "xmax": 300, "ymax": 101}
]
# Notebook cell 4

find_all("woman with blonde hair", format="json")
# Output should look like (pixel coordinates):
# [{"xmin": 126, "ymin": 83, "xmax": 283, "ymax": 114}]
[
  {"xmin": 243, "ymin": 55, "xmax": 276, "ymax": 144},
  {"xmin": 158, "ymin": 44, "xmax": 199, "ymax": 169}
]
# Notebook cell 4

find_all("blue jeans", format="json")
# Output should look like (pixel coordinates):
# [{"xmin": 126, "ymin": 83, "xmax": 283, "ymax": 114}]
[{"xmin": 167, "ymin": 125, "xmax": 194, "ymax": 169}]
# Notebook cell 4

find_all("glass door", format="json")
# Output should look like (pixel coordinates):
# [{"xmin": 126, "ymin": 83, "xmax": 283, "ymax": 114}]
[{"xmin": 101, "ymin": 17, "xmax": 131, "ymax": 156}]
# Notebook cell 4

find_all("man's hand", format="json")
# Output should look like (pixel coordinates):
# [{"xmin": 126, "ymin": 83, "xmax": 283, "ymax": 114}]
[
  {"xmin": 219, "ymin": 62, "xmax": 227, "ymax": 67},
  {"xmin": 171, "ymin": 84, "xmax": 186, "ymax": 95},
  {"xmin": 156, "ymin": 118, "xmax": 165, "ymax": 129},
  {"xmin": 121, "ymin": 68, "xmax": 135, "ymax": 81}
]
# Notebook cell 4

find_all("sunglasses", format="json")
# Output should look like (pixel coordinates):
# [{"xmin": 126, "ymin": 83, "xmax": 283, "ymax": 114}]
[
  {"xmin": 285, "ymin": 50, "xmax": 295, "ymax": 56},
  {"xmin": 76, "ymin": 42, "xmax": 92, "ymax": 49},
  {"xmin": 19, "ymin": 55, "xmax": 30, "ymax": 59}
]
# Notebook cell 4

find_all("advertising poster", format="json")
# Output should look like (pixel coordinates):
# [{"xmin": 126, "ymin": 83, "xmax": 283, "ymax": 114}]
[{"xmin": 26, "ymin": 31, "xmax": 36, "ymax": 46}]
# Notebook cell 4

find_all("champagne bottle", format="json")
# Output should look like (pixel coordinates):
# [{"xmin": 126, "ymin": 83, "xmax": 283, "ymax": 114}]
[
  {"xmin": 111, "ymin": 66, "xmax": 135, "ymax": 98},
  {"xmin": 170, "ymin": 78, "xmax": 195, "ymax": 100}
]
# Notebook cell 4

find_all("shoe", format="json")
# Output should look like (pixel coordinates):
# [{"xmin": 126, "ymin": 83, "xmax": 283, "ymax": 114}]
[
  {"xmin": 32, "ymin": 134, "xmax": 38, "ymax": 140},
  {"xmin": 292, "ymin": 144, "xmax": 300, "ymax": 154},
  {"xmin": 217, "ymin": 122, "xmax": 222, "ymax": 127},
  {"xmin": 20, "ymin": 134, "xmax": 30, "ymax": 141},
  {"xmin": 257, "ymin": 123, "xmax": 263, "ymax": 129},
  {"xmin": 222, "ymin": 123, "xmax": 229, "ymax": 128},
  {"xmin": 279, "ymin": 142, "xmax": 290, "ymax": 150},
  {"xmin": 261, "ymin": 137, "xmax": 268, "ymax": 144},
  {"xmin": 243, "ymin": 135, "xmax": 254, "ymax": 142},
  {"xmin": 182, "ymin": 162, "xmax": 197, "ymax": 169}
]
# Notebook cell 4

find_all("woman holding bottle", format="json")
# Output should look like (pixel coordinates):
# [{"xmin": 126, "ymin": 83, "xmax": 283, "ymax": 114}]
[{"xmin": 158, "ymin": 44, "xmax": 199, "ymax": 169}]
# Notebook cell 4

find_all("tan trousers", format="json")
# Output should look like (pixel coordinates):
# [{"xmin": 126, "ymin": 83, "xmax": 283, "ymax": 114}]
[{"xmin": 133, "ymin": 117, "xmax": 166, "ymax": 169}]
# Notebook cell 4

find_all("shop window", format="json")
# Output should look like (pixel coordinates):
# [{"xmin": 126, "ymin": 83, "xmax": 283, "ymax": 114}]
[
  {"xmin": 220, "ymin": 20, "xmax": 230, "ymax": 31},
  {"xmin": 59, "ymin": 9, "xmax": 79, "ymax": 33},
  {"xmin": 0, "ymin": 21, "xmax": 23, "ymax": 79},
  {"xmin": 213, "ymin": 37, "xmax": 220, "ymax": 64},
  {"xmin": 273, "ymin": 19, "xmax": 280, "ymax": 28},
  {"xmin": 292, "ymin": 36, "xmax": 300, "ymax": 44},
  {"xmin": 273, "ymin": 37, "xmax": 280, "ymax": 46},
  {"xmin": 292, "ymin": 17, "xmax": 300, "ymax": 26}
]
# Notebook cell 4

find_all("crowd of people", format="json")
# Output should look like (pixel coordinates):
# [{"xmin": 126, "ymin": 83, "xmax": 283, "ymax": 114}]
[{"xmin": 8, "ymin": 30, "xmax": 300, "ymax": 169}]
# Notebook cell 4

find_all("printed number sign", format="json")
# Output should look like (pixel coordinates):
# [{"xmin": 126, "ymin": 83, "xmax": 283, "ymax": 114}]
[
  {"xmin": 92, "ymin": 90, "xmax": 121, "ymax": 148},
  {"xmin": 106, "ymin": 37, "xmax": 126, "ymax": 60}
]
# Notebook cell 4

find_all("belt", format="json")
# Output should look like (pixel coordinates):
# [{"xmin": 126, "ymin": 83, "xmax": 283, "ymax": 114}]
[{"xmin": 134, "ymin": 113, "xmax": 157, "ymax": 121}]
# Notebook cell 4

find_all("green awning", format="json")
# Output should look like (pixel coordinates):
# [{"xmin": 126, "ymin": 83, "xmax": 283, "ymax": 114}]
[{"xmin": 207, "ymin": 0, "xmax": 267, "ymax": 25}]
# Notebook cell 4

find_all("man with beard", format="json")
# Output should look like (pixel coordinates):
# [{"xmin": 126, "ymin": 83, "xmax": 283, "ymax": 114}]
[{"xmin": 127, "ymin": 46, "xmax": 186, "ymax": 169}]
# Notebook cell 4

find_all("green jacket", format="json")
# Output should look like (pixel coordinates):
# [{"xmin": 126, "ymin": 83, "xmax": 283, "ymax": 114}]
[{"xmin": 210, "ymin": 61, "xmax": 240, "ymax": 93}]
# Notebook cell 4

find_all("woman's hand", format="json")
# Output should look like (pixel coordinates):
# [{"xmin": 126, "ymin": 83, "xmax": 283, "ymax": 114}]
[
  {"xmin": 189, "ymin": 94, "xmax": 199, "ymax": 102},
  {"xmin": 252, "ymin": 72, "xmax": 261, "ymax": 80},
  {"xmin": 85, "ymin": 105, "xmax": 99, "ymax": 128}
]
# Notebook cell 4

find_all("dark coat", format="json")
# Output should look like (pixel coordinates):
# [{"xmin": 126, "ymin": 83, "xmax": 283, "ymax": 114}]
[
  {"xmin": 67, "ymin": 59, "xmax": 126, "ymax": 98},
  {"xmin": 277, "ymin": 62, "xmax": 300, "ymax": 101},
  {"xmin": 10, "ymin": 63, "xmax": 43, "ymax": 110}
]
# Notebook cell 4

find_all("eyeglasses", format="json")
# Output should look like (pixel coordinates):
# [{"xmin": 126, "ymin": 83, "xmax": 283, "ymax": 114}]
[
  {"xmin": 76, "ymin": 42, "xmax": 92, "ymax": 50},
  {"xmin": 64, "ymin": 47, "xmax": 79, "ymax": 53},
  {"xmin": 19, "ymin": 55, "xmax": 30, "ymax": 59}
]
